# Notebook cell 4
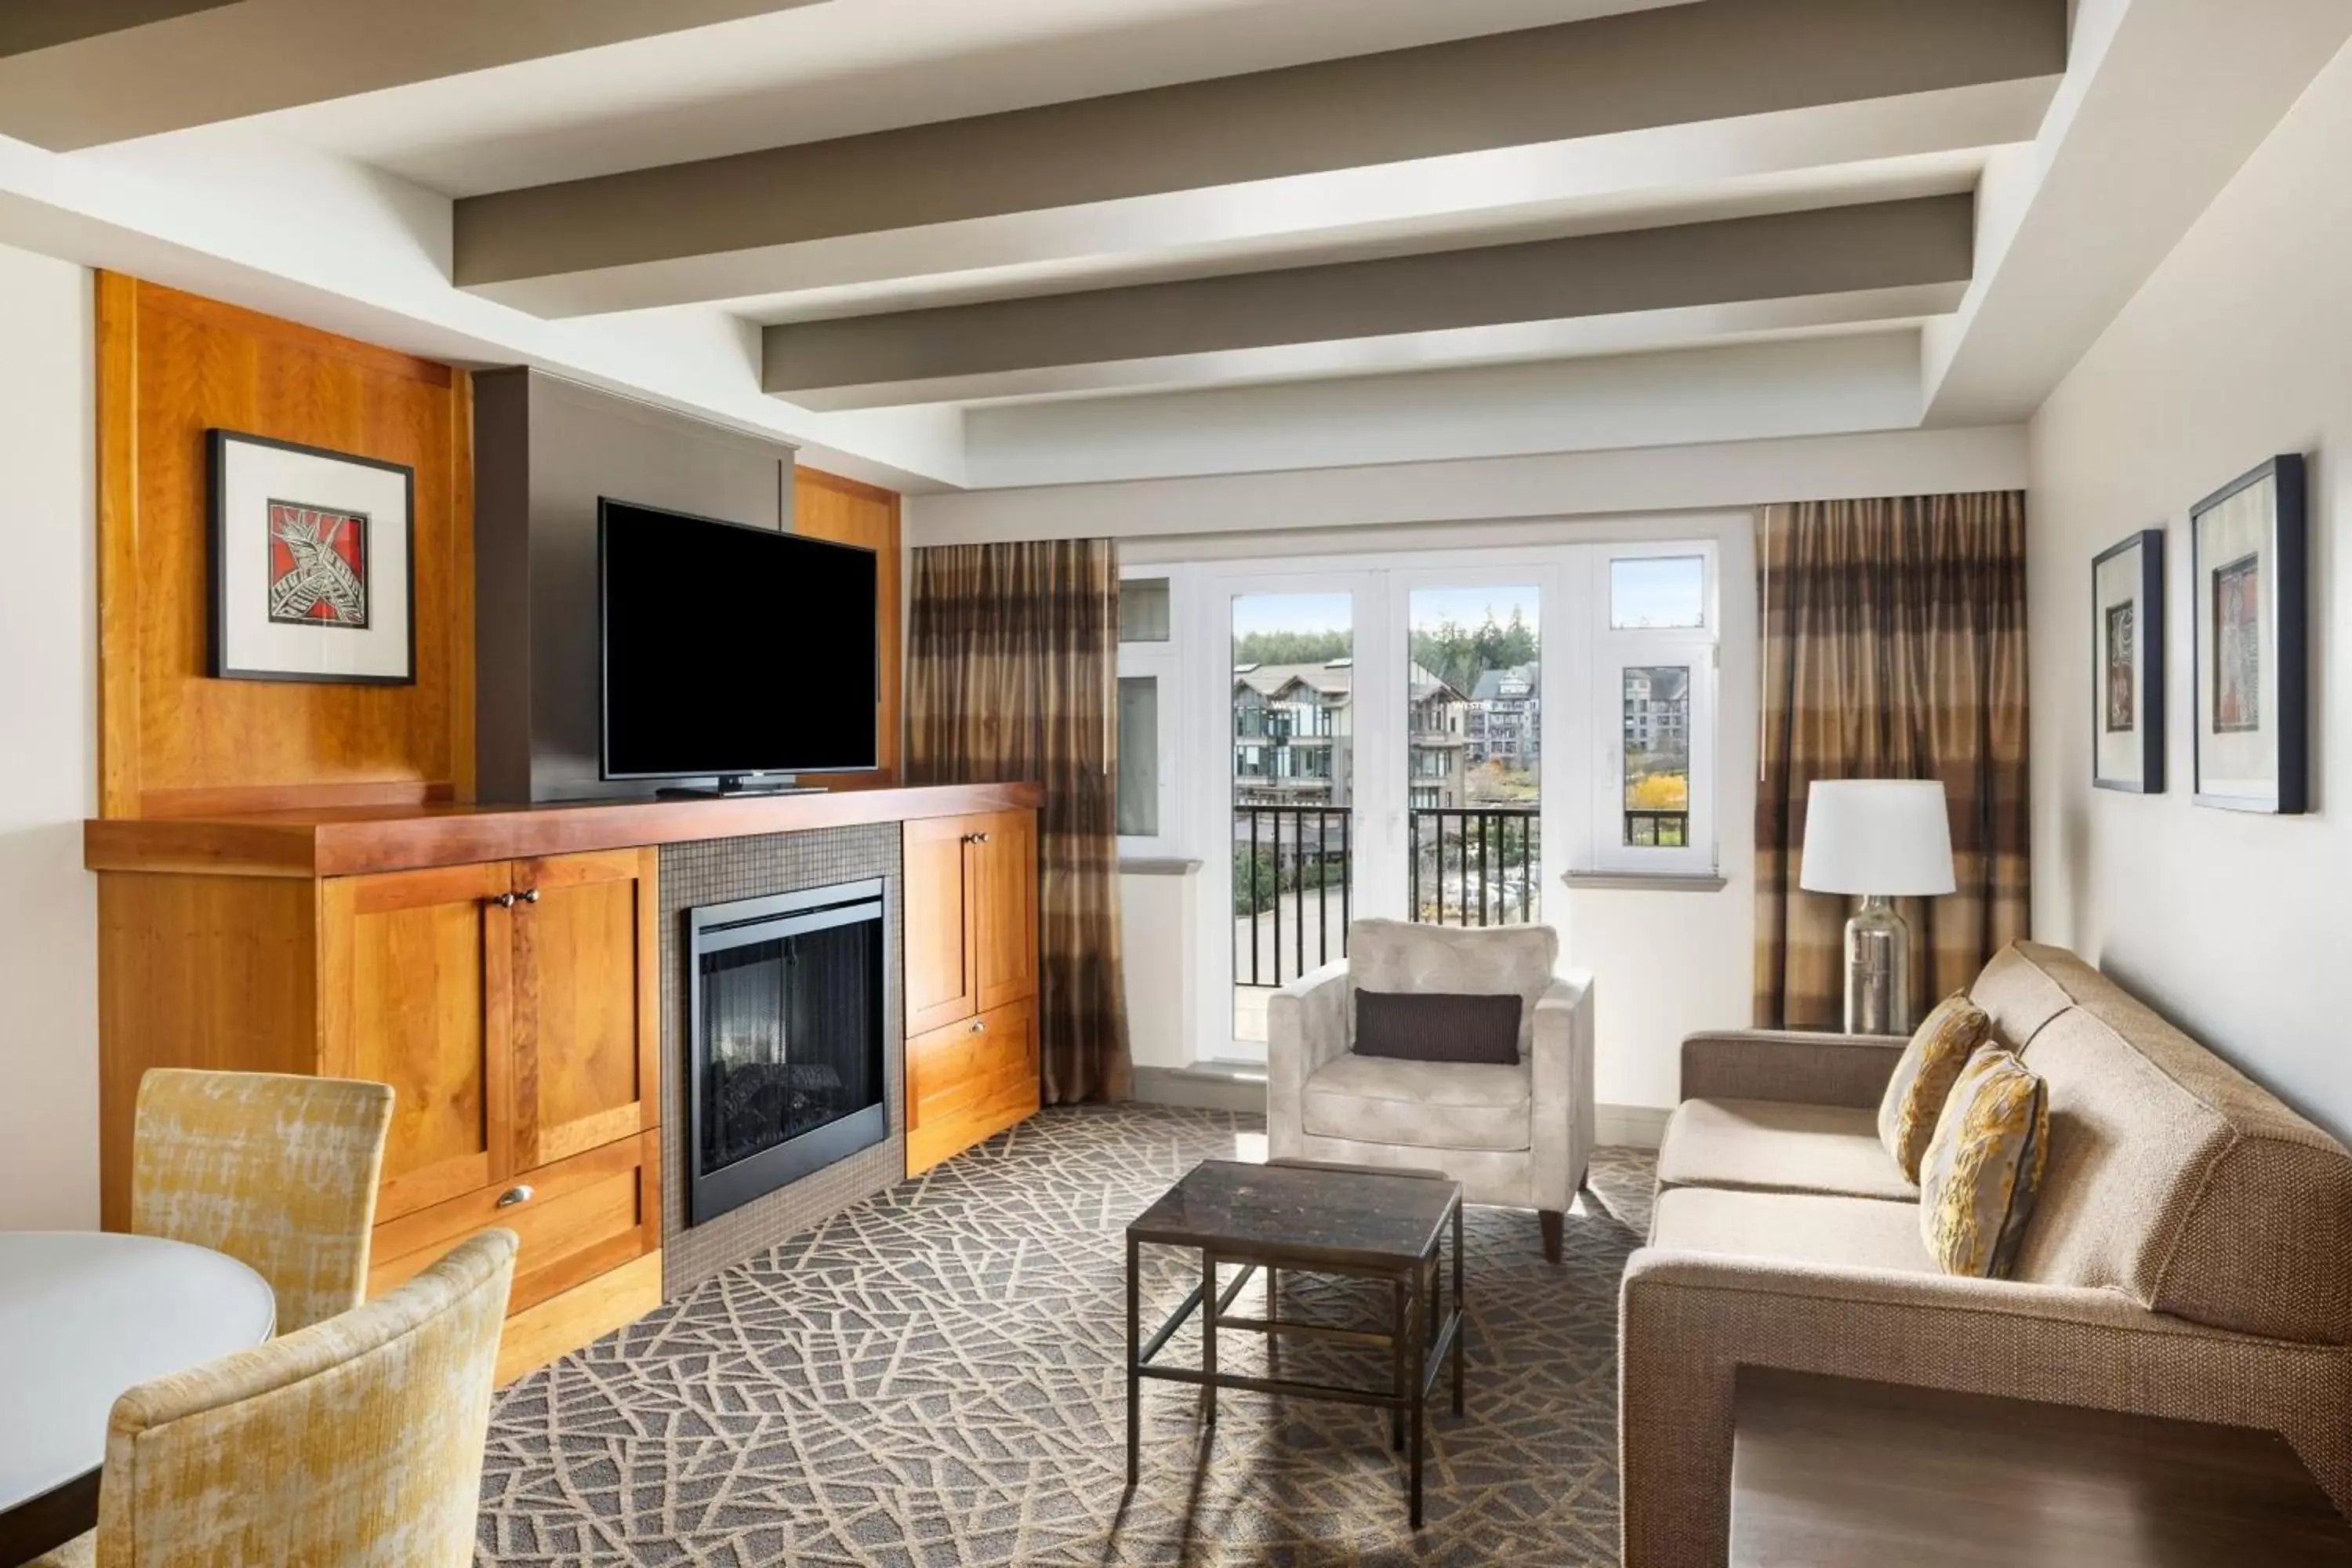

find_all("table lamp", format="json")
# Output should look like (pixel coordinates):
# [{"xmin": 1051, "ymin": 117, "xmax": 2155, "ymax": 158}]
[{"xmin": 1799, "ymin": 779, "xmax": 1956, "ymax": 1035}]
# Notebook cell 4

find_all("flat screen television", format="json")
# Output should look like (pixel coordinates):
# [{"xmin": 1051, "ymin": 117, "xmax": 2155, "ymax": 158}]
[{"xmin": 599, "ymin": 498, "xmax": 879, "ymax": 789}]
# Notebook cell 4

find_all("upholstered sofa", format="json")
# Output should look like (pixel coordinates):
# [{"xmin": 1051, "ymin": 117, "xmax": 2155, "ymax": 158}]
[
  {"xmin": 1621, "ymin": 940, "xmax": 2352, "ymax": 1568},
  {"xmin": 1269, "ymin": 919, "xmax": 1595, "ymax": 1259}
]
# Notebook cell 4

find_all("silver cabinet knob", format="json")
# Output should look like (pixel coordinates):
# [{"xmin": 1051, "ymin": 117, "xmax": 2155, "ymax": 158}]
[
  {"xmin": 969, "ymin": 1018, "xmax": 987, "ymax": 1034},
  {"xmin": 520, "ymin": 887, "xmax": 541, "ymax": 904},
  {"xmin": 495, "ymin": 1185, "xmax": 534, "ymax": 1208},
  {"xmin": 491, "ymin": 892, "xmax": 518, "ymax": 909}
]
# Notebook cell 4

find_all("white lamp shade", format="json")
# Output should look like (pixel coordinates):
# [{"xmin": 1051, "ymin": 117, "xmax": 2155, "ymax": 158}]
[{"xmin": 1799, "ymin": 779, "xmax": 1957, "ymax": 897}]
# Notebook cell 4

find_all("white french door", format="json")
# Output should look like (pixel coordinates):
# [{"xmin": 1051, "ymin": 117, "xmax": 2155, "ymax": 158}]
[{"xmin": 1192, "ymin": 558, "xmax": 1570, "ymax": 1061}]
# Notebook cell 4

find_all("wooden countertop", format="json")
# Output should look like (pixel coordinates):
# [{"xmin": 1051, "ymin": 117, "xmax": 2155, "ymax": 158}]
[{"xmin": 85, "ymin": 782, "xmax": 1043, "ymax": 878}]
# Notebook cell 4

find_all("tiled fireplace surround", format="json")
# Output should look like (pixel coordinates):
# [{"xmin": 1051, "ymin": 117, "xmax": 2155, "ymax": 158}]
[{"xmin": 657, "ymin": 825, "xmax": 906, "ymax": 1298}]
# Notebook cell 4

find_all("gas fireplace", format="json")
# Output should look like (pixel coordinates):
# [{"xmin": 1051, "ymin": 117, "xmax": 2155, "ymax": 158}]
[{"xmin": 684, "ymin": 880, "xmax": 888, "ymax": 1225}]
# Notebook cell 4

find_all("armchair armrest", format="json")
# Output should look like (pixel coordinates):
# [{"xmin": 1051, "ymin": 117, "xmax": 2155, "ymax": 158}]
[
  {"xmin": 1266, "ymin": 960, "xmax": 1349, "ymax": 1159},
  {"xmin": 1617, "ymin": 1248, "xmax": 2352, "ymax": 1568},
  {"xmin": 1679, "ymin": 1028, "xmax": 1905, "ymax": 1109},
  {"xmin": 1530, "ymin": 970, "xmax": 1595, "ymax": 1209}
]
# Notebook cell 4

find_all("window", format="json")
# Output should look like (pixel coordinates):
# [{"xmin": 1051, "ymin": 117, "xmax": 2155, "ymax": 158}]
[
  {"xmin": 1117, "ymin": 570, "xmax": 1182, "ymax": 855},
  {"xmin": 1610, "ymin": 555, "xmax": 1706, "ymax": 629},
  {"xmin": 1120, "ymin": 577, "xmax": 1171, "ymax": 641},
  {"xmin": 1116, "ymin": 677, "xmax": 1160, "ymax": 836},
  {"xmin": 1588, "ymin": 546, "xmax": 1717, "ymax": 875}
]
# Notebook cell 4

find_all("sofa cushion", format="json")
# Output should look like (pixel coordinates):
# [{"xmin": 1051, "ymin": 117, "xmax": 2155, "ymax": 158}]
[
  {"xmin": 1986, "ymin": 943, "xmax": 2352, "ymax": 1345},
  {"xmin": 1658, "ymin": 1098, "xmax": 1917, "ymax": 1202},
  {"xmin": 1347, "ymin": 919, "xmax": 1556, "ymax": 1058},
  {"xmin": 1302, "ymin": 1053, "xmax": 1530, "ymax": 1152},
  {"xmin": 1352, "ymin": 989, "xmax": 1522, "ymax": 1065},
  {"xmin": 1649, "ymin": 1186, "xmax": 1936, "ymax": 1275},
  {"xmin": 1919, "ymin": 1050, "xmax": 2049, "ymax": 1279},
  {"xmin": 1876, "ymin": 991, "xmax": 1994, "ymax": 1181}
]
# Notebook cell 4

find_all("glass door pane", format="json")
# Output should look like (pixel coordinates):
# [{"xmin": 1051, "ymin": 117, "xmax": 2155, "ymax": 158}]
[
  {"xmin": 1231, "ymin": 591, "xmax": 1353, "ymax": 1043},
  {"xmin": 1406, "ymin": 586, "xmax": 1541, "ymax": 926}
]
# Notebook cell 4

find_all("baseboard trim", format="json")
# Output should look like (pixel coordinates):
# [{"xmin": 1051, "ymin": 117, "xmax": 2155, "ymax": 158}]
[
  {"xmin": 1133, "ymin": 1063, "xmax": 1269, "ymax": 1114},
  {"xmin": 1597, "ymin": 1103, "xmax": 1671, "ymax": 1150}
]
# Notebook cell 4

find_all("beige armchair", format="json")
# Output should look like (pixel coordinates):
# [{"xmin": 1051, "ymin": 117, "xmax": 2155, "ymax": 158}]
[{"xmin": 1267, "ymin": 919, "xmax": 1594, "ymax": 1259}]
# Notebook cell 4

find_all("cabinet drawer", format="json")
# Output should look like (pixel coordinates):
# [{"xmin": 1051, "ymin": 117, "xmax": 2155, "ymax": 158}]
[
  {"xmin": 368, "ymin": 1129, "xmax": 661, "ymax": 1316},
  {"xmin": 909, "ymin": 996, "xmax": 1035, "ymax": 1123},
  {"xmin": 906, "ymin": 996, "xmax": 1040, "ymax": 1175}
]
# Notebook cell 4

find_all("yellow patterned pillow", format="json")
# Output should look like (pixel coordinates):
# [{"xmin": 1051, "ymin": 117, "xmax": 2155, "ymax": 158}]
[
  {"xmin": 1918, "ymin": 1050, "xmax": 2049, "ymax": 1278},
  {"xmin": 1875, "ymin": 991, "xmax": 1994, "ymax": 1181}
]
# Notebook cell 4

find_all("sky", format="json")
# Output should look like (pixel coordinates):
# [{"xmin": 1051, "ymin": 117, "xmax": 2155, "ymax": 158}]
[{"xmin": 1227, "ymin": 560, "xmax": 1704, "ymax": 641}]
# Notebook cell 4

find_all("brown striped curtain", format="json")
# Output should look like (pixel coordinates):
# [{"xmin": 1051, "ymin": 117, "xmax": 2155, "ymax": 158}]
[
  {"xmin": 1754, "ymin": 493, "xmax": 2031, "ymax": 1029},
  {"xmin": 906, "ymin": 540, "xmax": 1134, "ymax": 1103}
]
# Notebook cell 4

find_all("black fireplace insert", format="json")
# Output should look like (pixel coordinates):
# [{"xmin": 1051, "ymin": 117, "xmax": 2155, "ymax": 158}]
[{"xmin": 685, "ymin": 879, "xmax": 888, "ymax": 1225}]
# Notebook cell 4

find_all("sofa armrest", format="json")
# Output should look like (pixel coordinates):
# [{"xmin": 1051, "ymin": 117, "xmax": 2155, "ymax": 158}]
[
  {"xmin": 1266, "ymin": 960, "xmax": 1350, "ymax": 1159},
  {"xmin": 1679, "ymin": 1029, "xmax": 1906, "ymax": 1109},
  {"xmin": 1617, "ymin": 1248, "xmax": 2352, "ymax": 1568},
  {"xmin": 1530, "ymin": 970, "xmax": 1595, "ymax": 1210}
]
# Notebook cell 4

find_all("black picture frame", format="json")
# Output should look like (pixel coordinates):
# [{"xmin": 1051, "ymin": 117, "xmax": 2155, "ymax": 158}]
[
  {"xmin": 208, "ymin": 429, "xmax": 417, "ymax": 685},
  {"xmin": 2090, "ymin": 528, "xmax": 2165, "ymax": 794},
  {"xmin": 2190, "ymin": 453, "xmax": 2307, "ymax": 814}
]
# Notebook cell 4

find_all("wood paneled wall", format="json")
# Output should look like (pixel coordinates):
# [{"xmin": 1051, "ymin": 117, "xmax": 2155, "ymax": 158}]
[
  {"xmin": 96, "ymin": 275, "xmax": 474, "ymax": 819},
  {"xmin": 793, "ymin": 466, "xmax": 903, "ymax": 787}
]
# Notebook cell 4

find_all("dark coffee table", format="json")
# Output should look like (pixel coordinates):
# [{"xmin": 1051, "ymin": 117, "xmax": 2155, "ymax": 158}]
[{"xmin": 1123, "ymin": 1157, "xmax": 1466, "ymax": 1527}]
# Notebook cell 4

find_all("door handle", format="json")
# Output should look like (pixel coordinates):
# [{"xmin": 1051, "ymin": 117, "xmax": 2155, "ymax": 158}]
[
  {"xmin": 968, "ymin": 1018, "xmax": 987, "ymax": 1034},
  {"xmin": 490, "ymin": 892, "xmax": 518, "ymax": 909},
  {"xmin": 520, "ymin": 887, "xmax": 541, "ymax": 903},
  {"xmin": 495, "ymin": 1185, "xmax": 534, "ymax": 1208}
]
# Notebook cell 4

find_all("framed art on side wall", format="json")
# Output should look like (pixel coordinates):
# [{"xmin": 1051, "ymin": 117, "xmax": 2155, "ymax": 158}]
[
  {"xmin": 2091, "ymin": 528, "xmax": 2165, "ymax": 793},
  {"xmin": 2190, "ymin": 453, "xmax": 2307, "ymax": 814},
  {"xmin": 208, "ymin": 429, "xmax": 416, "ymax": 684}
]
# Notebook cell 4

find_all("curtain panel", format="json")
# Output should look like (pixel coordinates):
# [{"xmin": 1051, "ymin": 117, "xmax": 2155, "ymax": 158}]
[
  {"xmin": 906, "ymin": 539, "xmax": 1134, "ymax": 1103},
  {"xmin": 1754, "ymin": 493, "xmax": 2031, "ymax": 1029}
]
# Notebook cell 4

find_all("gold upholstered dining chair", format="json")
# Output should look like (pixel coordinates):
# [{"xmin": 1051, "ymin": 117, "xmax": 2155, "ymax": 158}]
[
  {"xmin": 130, "ymin": 1068, "xmax": 395, "ymax": 1333},
  {"xmin": 31, "ymin": 1228, "xmax": 517, "ymax": 1568}
]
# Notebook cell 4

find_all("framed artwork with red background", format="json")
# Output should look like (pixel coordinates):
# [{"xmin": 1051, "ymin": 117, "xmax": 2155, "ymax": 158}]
[{"xmin": 207, "ymin": 429, "xmax": 414, "ymax": 684}]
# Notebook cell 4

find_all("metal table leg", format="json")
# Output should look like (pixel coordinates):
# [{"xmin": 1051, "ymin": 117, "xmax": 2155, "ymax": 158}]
[
  {"xmin": 1126, "ymin": 1232, "xmax": 1141, "ymax": 1485},
  {"xmin": 1200, "ymin": 1248, "xmax": 1218, "ymax": 1428},
  {"xmin": 1451, "ymin": 1198, "xmax": 1466, "ymax": 1417}
]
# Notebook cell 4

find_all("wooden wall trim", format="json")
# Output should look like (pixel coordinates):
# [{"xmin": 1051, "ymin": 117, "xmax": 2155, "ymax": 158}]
[
  {"xmin": 96, "ymin": 272, "xmax": 142, "ymax": 819},
  {"xmin": 796, "ymin": 465, "xmax": 902, "ymax": 508},
  {"xmin": 793, "ymin": 465, "xmax": 903, "ymax": 790},
  {"xmin": 95, "ymin": 273, "xmax": 474, "ymax": 819}
]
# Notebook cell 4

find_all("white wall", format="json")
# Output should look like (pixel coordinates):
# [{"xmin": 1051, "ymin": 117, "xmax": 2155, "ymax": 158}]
[
  {"xmin": 1120, "ymin": 866, "xmax": 1199, "ymax": 1073},
  {"xmin": 0, "ymin": 244, "xmax": 99, "ymax": 1227},
  {"xmin": 2029, "ymin": 40, "xmax": 2352, "ymax": 1142}
]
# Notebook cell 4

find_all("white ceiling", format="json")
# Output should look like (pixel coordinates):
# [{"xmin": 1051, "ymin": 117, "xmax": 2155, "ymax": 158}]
[{"xmin": 1, "ymin": 0, "xmax": 2346, "ymax": 493}]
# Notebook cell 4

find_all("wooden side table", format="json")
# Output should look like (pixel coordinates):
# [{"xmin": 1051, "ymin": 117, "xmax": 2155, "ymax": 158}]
[{"xmin": 1733, "ymin": 1368, "xmax": 2352, "ymax": 1567}]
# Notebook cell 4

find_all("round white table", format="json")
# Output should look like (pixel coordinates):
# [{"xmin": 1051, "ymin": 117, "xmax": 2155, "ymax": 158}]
[{"xmin": 0, "ymin": 1232, "xmax": 275, "ymax": 1564}]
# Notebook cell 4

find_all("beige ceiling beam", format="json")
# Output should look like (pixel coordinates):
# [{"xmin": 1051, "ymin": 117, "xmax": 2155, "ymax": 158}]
[
  {"xmin": 452, "ymin": 0, "xmax": 2061, "ymax": 318},
  {"xmin": 760, "ymin": 195, "xmax": 1973, "ymax": 409},
  {"xmin": 0, "ymin": 0, "xmax": 832, "ymax": 150}
]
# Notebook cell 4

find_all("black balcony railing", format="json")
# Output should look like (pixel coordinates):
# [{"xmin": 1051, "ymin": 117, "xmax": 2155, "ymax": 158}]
[
  {"xmin": 1624, "ymin": 809, "xmax": 1690, "ymax": 848},
  {"xmin": 1410, "ymin": 807, "xmax": 1540, "ymax": 927},
  {"xmin": 1232, "ymin": 806, "xmax": 1351, "ymax": 988}
]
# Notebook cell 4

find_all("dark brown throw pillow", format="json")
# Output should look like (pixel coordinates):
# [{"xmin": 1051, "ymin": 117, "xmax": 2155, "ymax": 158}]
[{"xmin": 1352, "ymin": 989, "xmax": 1522, "ymax": 1065}]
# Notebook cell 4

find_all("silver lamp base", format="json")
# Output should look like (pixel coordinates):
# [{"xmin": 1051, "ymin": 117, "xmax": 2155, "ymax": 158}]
[{"xmin": 1843, "ymin": 894, "xmax": 1913, "ymax": 1036}]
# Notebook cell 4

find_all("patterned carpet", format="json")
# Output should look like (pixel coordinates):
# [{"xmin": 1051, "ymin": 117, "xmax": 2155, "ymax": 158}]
[{"xmin": 478, "ymin": 1105, "xmax": 1654, "ymax": 1567}]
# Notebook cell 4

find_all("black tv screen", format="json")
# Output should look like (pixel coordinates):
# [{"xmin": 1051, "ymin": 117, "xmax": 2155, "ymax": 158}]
[{"xmin": 600, "ymin": 499, "xmax": 880, "ymax": 782}]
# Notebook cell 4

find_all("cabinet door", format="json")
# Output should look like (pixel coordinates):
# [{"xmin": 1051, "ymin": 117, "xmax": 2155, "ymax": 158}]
[
  {"xmin": 972, "ymin": 809, "xmax": 1039, "ymax": 1014},
  {"xmin": 904, "ymin": 813, "xmax": 981, "ymax": 1034},
  {"xmin": 321, "ymin": 862, "xmax": 516, "ymax": 1222},
  {"xmin": 510, "ymin": 849, "xmax": 660, "ymax": 1171}
]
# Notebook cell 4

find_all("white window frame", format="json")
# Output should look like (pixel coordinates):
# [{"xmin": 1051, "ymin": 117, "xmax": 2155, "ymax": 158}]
[
  {"xmin": 1115, "ymin": 564, "xmax": 1186, "ymax": 858},
  {"xmin": 1577, "ymin": 542, "xmax": 1719, "ymax": 876}
]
